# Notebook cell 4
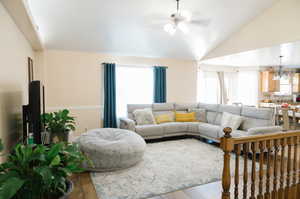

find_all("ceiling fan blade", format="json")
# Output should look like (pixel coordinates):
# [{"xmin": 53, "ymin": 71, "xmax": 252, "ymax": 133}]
[
  {"xmin": 190, "ymin": 18, "xmax": 211, "ymax": 26},
  {"xmin": 143, "ymin": 13, "xmax": 171, "ymax": 25}
]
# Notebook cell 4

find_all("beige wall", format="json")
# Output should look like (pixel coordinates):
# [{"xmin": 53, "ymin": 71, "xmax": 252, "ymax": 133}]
[
  {"xmin": 42, "ymin": 50, "xmax": 198, "ymax": 135},
  {"xmin": 204, "ymin": 0, "xmax": 300, "ymax": 59},
  {"xmin": 0, "ymin": 2, "xmax": 34, "ymax": 156}
]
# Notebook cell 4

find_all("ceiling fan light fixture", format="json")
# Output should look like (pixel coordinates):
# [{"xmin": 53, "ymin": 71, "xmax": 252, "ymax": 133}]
[{"xmin": 164, "ymin": 23, "xmax": 176, "ymax": 35}]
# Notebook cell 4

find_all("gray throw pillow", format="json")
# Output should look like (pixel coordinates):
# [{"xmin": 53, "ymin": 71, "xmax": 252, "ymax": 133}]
[
  {"xmin": 188, "ymin": 108, "xmax": 207, "ymax": 122},
  {"xmin": 133, "ymin": 108, "xmax": 156, "ymax": 125}
]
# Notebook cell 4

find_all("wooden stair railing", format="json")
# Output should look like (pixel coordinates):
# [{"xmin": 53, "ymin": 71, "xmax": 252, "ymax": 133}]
[{"xmin": 221, "ymin": 128, "xmax": 300, "ymax": 199}]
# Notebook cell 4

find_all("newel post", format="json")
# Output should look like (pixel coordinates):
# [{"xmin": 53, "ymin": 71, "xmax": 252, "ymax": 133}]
[{"xmin": 221, "ymin": 127, "xmax": 234, "ymax": 199}]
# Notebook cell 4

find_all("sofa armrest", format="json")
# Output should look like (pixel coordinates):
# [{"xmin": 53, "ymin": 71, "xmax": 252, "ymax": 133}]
[
  {"xmin": 119, "ymin": 117, "xmax": 136, "ymax": 131},
  {"xmin": 247, "ymin": 126, "xmax": 283, "ymax": 135}
]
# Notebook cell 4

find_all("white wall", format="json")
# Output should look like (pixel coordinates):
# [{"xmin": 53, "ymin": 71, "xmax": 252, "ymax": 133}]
[
  {"xmin": 42, "ymin": 50, "xmax": 198, "ymax": 135},
  {"xmin": 0, "ymin": 2, "xmax": 34, "ymax": 157},
  {"xmin": 204, "ymin": 0, "xmax": 300, "ymax": 60}
]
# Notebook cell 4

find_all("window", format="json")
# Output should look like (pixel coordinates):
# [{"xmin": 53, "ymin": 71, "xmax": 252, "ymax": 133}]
[
  {"xmin": 116, "ymin": 66, "xmax": 154, "ymax": 117},
  {"xmin": 278, "ymin": 77, "xmax": 291, "ymax": 95},
  {"xmin": 198, "ymin": 69, "xmax": 259, "ymax": 106}
]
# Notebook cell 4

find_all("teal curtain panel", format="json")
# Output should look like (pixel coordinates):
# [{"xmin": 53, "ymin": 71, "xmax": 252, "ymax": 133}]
[
  {"xmin": 154, "ymin": 66, "xmax": 167, "ymax": 103},
  {"xmin": 103, "ymin": 63, "xmax": 117, "ymax": 128}
]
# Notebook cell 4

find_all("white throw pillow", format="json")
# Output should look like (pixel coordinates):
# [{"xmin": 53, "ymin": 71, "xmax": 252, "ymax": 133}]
[
  {"xmin": 221, "ymin": 112, "xmax": 243, "ymax": 130},
  {"xmin": 133, "ymin": 108, "xmax": 156, "ymax": 125}
]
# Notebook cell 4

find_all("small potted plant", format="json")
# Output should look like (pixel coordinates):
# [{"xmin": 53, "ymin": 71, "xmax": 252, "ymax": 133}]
[
  {"xmin": 42, "ymin": 109, "xmax": 76, "ymax": 143},
  {"xmin": 0, "ymin": 141, "xmax": 87, "ymax": 199}
]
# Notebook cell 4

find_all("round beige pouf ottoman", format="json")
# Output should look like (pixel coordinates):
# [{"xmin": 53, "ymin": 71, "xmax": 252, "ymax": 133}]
[{"xmin": 76, "ymin": 128, "xmax": 146, "ymax": 171}]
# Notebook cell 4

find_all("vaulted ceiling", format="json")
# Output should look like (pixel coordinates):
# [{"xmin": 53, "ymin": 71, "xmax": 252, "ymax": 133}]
[
  {"xmin": 27, "ymin": 0, "xmax": 277, "ymax": 60},
  {"xmin": 201, "ymin": 41, "xmax": 300, "ymax": 67}
]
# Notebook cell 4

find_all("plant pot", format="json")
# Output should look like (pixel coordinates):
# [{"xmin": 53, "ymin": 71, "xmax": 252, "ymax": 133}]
[
  {"xmin": 51, "ymin": 131, "xmax": 69, "ymax": 143},
  {"xmin": 58, "ymin": 179, "xmax": 74, "ymax": 199}
]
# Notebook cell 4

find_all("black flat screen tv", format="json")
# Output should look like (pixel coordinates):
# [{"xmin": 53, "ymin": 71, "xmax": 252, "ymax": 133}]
[{"xmin": 23, "ymin": 80, "xmax": 45, "ymax": 144}]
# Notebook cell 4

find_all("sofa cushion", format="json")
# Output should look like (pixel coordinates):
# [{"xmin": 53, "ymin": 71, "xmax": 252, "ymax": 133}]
[
  {"xmin": 127, "ymin": 104, "xmax": 152, "ymax": 113},
  {"xmin": 241, "ymin": 106, "xmax": 274, "ymax": 120},
  {"xmin": 186, "ymin": 122, "xmax": 200, "ymax": 132},
  {"xmin": 218, "ymin": 105, "xmax": 242, "ymax": 115},
  {"xmin": 214, "ymin": 105, "xmax": 242, "ymax": 125},
  {"xmin": 221, "ymin": 112, "xmax": 244, "ymax": 130},
  {"xmin": 198, "ymin": 103, "xmax": 219, "ymax": 124},
  {"xmin": 153, "ymin": 103, "xmax": 174, "ymax": 111},
  {"xmin": 206, "ymin": 112, "xmax": 218, "ymax": 124},
  {"xmin": 175, "ymin": 103, "xmax": 198, "ymax": 111},
  {"xmin": 127, "ymin": 104, "xmax": 152, "ymax": 120},
  {"xmin": 160, "ymin": 122, "xmax": 188, "ymax": 134},
  {"xmin": 240, "ymin": 117, "xmax": 273, "ymax": 131},
  {"xmin": 135, "ymin": 124, "xmax": 164, "ymax": 137},
  {"xmin": 133, "ymin": 108, "xmax": 156, "ymax": 125},
  {"xmin": 214, "ymin": 113, "xmax": 222, "ymax": 125},
  {"xmin": 198, "ymin": 103, "xmax": 219, "ymax": 112},
  {"xmin": 198, "ymin": 122, "xmax": 220, "ymax": 139},
  {"xmin": 247, "ymin": 126, "xmax": 282, "ymax": 135}
]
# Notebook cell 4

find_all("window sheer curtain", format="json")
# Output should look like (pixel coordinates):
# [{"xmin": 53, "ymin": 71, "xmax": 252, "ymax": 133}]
[
  {"xmin": 198, "ymin": 69, "xmax": 259, "ymax": 106},
  {"xmin": 198, "ymin": 70, "xmax": 220, "ymax": 104},
  {"xmin": 235, "ymin": 70, "xmax": 259, "ymax": 106}
]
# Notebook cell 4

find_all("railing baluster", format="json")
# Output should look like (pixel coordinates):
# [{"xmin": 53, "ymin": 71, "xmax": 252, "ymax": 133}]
[
  {"xmin": 258, "ymin": 141, "xmax": 265, "ymax": 199},
  {"xmin": 243, "ymin": 143, "xmax": 249, "ymax": 199},
  {"xmin": 292, "ymin": 136, "xmax": 298, "ymax": 199},
  {"xmin": 285, "ymin": 137, "xmax": 292, "ymax": 198},
  {"xmin": 234, "ymin": 144, "xmax": 241, "ymax": 199},
  {"xmin": 250, "ymin": 142, "xmax": 257, "ymax": 199},
  {"xmin": 272, "ymin": 139, "xmax": 279, "ymax": 199},
  {"xmin": 265, "ymin": 140, "xmax": 272, "ymax": 199},
  {"xmin": 279, "ymin": 138, "xmax": 286, "ymax": 199}
]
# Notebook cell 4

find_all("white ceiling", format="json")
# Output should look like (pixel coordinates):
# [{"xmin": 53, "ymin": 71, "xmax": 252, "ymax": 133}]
[
  {"xmin": 27, "ymin": 0, "xmax": 276, "ymax": 60},
  {"xmin": 201, "ymin": 40, "xmax": 300, "ymax": 67}
]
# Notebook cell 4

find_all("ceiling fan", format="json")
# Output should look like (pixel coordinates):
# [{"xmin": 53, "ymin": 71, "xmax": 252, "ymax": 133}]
[{"xmin": 162, "ymin": 0, "xmax": 210, "ymax": 35}]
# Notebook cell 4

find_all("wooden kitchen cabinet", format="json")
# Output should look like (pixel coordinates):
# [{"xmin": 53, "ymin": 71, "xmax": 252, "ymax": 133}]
[
  {"xmin": 260, "ymin": 71, "xmax": 279, "ymax": 92},
  {"xmin": 292, "ymin": 73, "xmax": 300, "ymax": 93}
]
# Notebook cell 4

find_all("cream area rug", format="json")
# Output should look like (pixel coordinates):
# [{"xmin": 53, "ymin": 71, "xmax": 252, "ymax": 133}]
[{"xmin": 90, "ymin": 139, "xmax": 237, "ymax": 199}]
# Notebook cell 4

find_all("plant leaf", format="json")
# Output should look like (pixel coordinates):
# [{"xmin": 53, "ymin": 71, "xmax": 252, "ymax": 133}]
[
  {"xmin": 47, "ymin": 143, "xmax": 63, "ymax": 162},
  {"xmin": 0, "ymin": 177, "xmax": 24, "ymax": 199},
  {"xmin": 34, "ymin": 166, "xmax": 53, "ymax": 185},
  {"xmin": 50, "ymin": 155, "xmax": 61, "ymax": 167}
]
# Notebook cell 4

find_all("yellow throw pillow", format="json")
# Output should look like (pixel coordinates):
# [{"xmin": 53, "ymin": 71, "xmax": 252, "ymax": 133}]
[
  {"xmin": 175, "ymin": 112, "xmax": 197, "ymax": 122},
  {"xmin": 155, "ymin": 114, "xmax": 173, "ymax": 124}
]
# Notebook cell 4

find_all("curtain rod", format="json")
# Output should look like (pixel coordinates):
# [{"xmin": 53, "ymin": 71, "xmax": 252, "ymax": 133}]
[{"xmin": 101, "ymin": 63, "xmax": 168, "ymax": 69}]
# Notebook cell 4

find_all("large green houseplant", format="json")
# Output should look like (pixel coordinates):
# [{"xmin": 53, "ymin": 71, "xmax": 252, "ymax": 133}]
[
  {"xmin": 0, "ymin": 142, "xmax": 86, "ymax": 199},
  {"xmin": 42, "ymin": 109, "xmax": 76, "ymax": 143}
]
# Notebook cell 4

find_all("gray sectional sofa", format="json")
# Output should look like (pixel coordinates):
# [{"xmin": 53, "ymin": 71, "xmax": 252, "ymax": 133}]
[{"xmin": 119, "ymin": 103, "xmax": 283, "ymax": 142}]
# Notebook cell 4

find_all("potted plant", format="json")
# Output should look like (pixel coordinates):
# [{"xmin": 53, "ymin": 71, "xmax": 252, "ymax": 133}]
[
  {"xmin": 42, "ymin": 109, "xmax": 76, "ymax": 143},
  {"xmin": 0, "ymin": 142, "xmax": 87, "ymax": 199}
]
